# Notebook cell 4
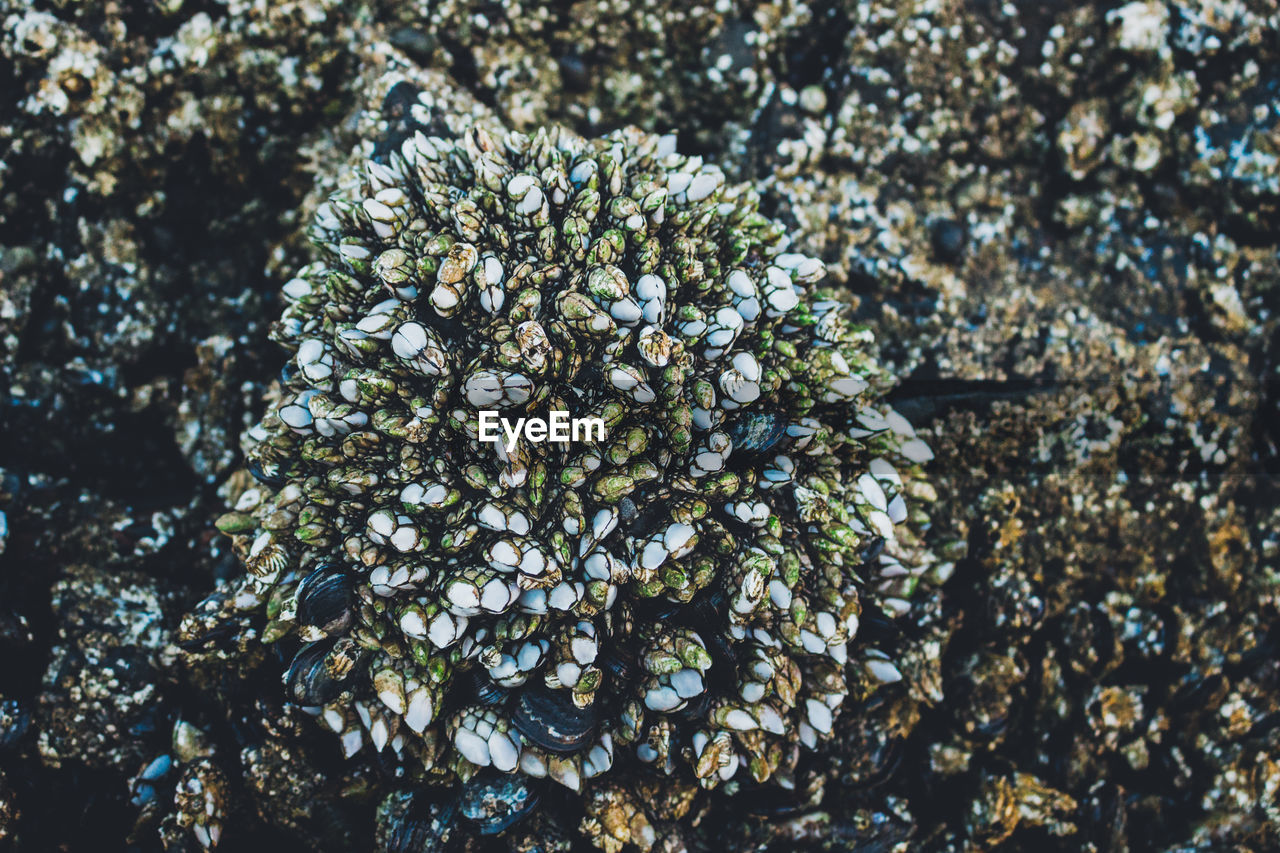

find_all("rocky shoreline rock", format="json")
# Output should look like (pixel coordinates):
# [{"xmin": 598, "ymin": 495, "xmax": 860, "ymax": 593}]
[{"xmin": 1, "ymin": 0, "xmax": 1276, "ymax": 850}]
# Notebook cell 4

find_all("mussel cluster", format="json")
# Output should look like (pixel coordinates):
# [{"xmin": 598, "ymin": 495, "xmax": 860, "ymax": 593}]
[{"xmin": 191, "ymin": 76, "xmax": 938, "ymax": 804}]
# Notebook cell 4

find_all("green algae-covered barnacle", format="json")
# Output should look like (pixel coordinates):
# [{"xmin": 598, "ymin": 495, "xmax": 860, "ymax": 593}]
[{"xmin": 193, "ymin": 76, "xmax": 939, "ymax": 802}]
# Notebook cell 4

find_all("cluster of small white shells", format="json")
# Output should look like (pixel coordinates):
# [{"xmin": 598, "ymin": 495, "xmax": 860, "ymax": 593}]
[{"xmin": 219, "ymin": 83, "xmax": 940, "ymax": 795}]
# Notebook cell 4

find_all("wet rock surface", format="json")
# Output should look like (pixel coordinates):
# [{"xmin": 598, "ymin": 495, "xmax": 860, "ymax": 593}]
[{"xmin": 0, "ymin": 0, "xmax": 1276, "ymax": 851}]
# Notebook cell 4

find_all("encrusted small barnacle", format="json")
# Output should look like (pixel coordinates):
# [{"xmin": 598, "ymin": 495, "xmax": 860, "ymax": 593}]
[
  {"xmin": 173, "ymin": 759, "xmax": 227, "ymax": 850},
  {"xmin": 429, "ymin": 242, "xmax": 478, "ymax": 317},
  {"xmin": 190, "ymin": 76, "xmax": 939, "ymax": 838}
]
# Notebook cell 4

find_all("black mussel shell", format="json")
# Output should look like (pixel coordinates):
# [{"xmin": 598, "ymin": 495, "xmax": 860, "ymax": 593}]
[
  {"xmin": 599, "ymin": 647, "xmax": 637, "ymax": 684},
  {"xmin": 691, "ymin": 587, "xmax": 727, "ymax": 624},
  {"xmin": 285, "ymin": 639, "xmax": 362, "ymax": 706},
  {"xmin": 502, "ymin": 810, "xmax": 573, "ymax": 853},
  {"xmin": 646, "ymin": 598, "xmax": 682, "ymax": 622},
  {"xmin": 247, "ymin": 458, "xmax": 288, "ymax": 487},
  {"xmin": 842, "ymin": 729, "xmax": 904, "ymax": 788},
  {"xmin": 733, "ymin": 779, "xmax": 817, "ymax": 817},
  {"xmin": 512, "ymin": 688, "xmax": 596, "ymax": 754},
  {"xmin": 623, "ymin": 494, "xmax": 666, "ymax": 539},
  {"xmin": 383, "ymin": 793, "xmax": 456, "ymax": 853},
  {"xmin": 931, "ymin": 217, "xmax": 968, "ymax": 263},
  {"xmin": 726, "ymin": 411, "xmax": 788, "ymax": 454},
  {"xmin": 1079, "ymin": 781, "xmax": 1127, "ymax": 851},
  {"xmin": 296, "ymin": 564, "xmax": 355, "ymax": 636},
  {"xmin": 0, "ymin": 698, "xmax": 32, "ymax": 750},
  {"xmin": 0, "ymin": 608, "xmax": 33, "ymax": 648},
  {"xmin": 855, "ymin": 600, "xmax": 901, "ymax": 644},
  {"xmin": 1172, "ymin": 673, "xmax": 1227, "ymax": 714},
  {"xmin": 374, "ymin": 81, "xmax": 451, "ymax": 164},
  {"xmin": 241, "ymin": 694, "xmax": 313, "ymax": 744},
  {"xmin": 459, "ymin": 773, "xmax": 539, "ymax": 836},
  {"xmin": 828, "ymin": 807, "xmax": 915, "ymax": 852},
  {"xmin": 177, "ymin": 603, "xmax": 250, "ymax": 651},
  {"xmin": 702, "ymin": 632, "xmax": 739, "ymax": 691},
  {"xmin": 675, "ymin": 690, "xmax": 713, "ymax": 723},
  {"xmin": 176, "ymin": 630, "xmax": 227, "ymax": 653},
  {"xmin": 466, "ymin": 668, "xmax": 508, "ymax": 707},
  {"xmin": 857, "ymin": 535, "xmax": 887, "ymax": 565}
]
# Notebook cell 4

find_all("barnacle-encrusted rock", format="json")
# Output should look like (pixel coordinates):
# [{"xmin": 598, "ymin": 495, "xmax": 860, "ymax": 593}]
[
  {"xmin": 38, "ymin": 565, "xmax": 174, "ymax": 772},
  {"xmin": 188, "ymin": 75, "xmax": 939, "ymax": 805}
]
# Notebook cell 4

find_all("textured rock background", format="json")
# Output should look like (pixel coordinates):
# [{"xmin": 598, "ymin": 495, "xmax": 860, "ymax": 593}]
[{"xmin": 0, "ymin": 0, "xmax": 1276, "ymax": 850}]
